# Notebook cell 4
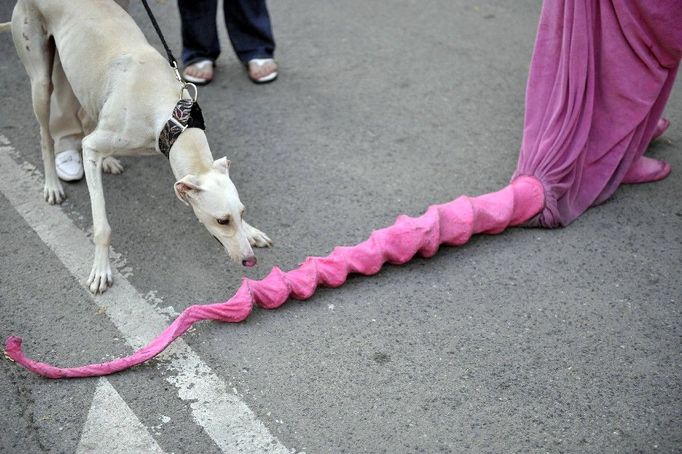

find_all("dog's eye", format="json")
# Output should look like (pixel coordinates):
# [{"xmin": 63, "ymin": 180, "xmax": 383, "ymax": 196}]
[{"xmin": 217, "ymin": 217, "xmax": 230, "ymax": 225}]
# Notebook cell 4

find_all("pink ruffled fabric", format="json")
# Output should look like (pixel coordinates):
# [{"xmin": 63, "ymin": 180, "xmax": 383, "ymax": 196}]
[
  {"xmin": 512, "ymin": 0, "xmax": 681, "ymax": 227},
  {"xmin": 4, "ymin": 177, "xmax": 544, "ymax": 378}
]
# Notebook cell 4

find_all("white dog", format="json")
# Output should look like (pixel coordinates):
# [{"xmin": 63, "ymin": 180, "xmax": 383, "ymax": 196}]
[{"xmin": 2, "ymin": 0, "xmax": 271, "ymax": 294}]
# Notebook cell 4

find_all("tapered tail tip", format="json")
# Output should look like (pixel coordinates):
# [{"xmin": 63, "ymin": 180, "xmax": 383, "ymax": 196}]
[{"xmin": 4, "ymin": 336, "xmax": 23, "ymax": 362}]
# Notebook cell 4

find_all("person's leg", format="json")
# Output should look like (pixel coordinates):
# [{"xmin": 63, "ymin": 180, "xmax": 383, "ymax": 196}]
[
  {"xmin": 50, "ymin": 52, "xmax": 84, "ymax": 181},
  {"xmin": 179, "ymin": 0, "xmax": 221, "ymax": 65},
  {"xmin": 223, "ymin": 0, "xmax": 278, "ymax": 83},
  {"xmin": 223, "ymin": 0, "xmax": 276, "ymax": 62},
  {"xmin": 178, "ymin": 0, "xmax": 220, "ymax": 84}
]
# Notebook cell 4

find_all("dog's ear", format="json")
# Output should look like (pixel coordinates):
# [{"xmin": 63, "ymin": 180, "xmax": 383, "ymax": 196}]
[
  {"xmin": 213, "ymin": 157, "xmax": 231, "ymax": 174},
  {"xmin": 174, "ymin": 175, "xmax": 202, "ymax": 206}
]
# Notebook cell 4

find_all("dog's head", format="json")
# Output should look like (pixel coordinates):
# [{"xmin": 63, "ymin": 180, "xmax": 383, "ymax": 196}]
[{"xmin": 174, "ymin": 156, "xmax": 257, "ymax": 267}]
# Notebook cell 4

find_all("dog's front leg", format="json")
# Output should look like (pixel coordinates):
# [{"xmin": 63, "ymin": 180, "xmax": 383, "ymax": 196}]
[{"xmin": 82, "ymin": 143, "xmax": 113, "ymax": 294}]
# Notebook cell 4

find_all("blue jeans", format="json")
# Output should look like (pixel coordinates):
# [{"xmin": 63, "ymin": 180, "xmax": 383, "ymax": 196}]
[{"xmin": 178, "ymin": 0, "xmax": 275, "ymax": 65}]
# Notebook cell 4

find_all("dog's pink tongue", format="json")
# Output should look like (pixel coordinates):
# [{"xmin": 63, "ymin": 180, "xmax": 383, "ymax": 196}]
[{"xmin": 242, "ymin": 257, "xmax": 257, "ymax": 267}]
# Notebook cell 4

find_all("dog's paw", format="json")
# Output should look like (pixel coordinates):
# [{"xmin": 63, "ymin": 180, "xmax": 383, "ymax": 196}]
[
  {"xmin": 102, "ymin": 157, "xmax": 124, "ymax": 174},
  {"xmin": 246, "ymin": 225, "xmax": 273, "ymax": 248},
  {"xmin": 87, "ymin": 262, "xmax": 113, "ymax": 294},
  {"xmin": 44, "ymin": 182, "xmax": 65, "ymax": 205}
]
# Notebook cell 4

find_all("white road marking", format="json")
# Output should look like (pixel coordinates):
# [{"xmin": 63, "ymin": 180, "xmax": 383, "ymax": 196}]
[
  {"xmin": 77, "ymin": 378, "xmax": 166, "ymax": 454},
  {"xmin": 0, "ymin": 137, "xmax": 290, "ymax": 453}
]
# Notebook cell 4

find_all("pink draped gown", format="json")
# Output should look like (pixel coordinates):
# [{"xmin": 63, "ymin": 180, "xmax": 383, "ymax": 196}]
[{"xmin": 513, "ymin": 0, "xmax": 681, "ymax": 227}]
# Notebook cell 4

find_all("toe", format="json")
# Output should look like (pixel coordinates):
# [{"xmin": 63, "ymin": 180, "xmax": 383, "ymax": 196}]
[
  {"xmin": 251, "ymin": 231, "xmax": 273, "ymax": 247},
  {"xmin": 183, "ymin": 60, "xmax": 214, "ymax": 83},
  {"xmin": 98, "ymin": 277, "xmax": 109, "ymax": 293},
  {"xmin": 103, "ymin": 157, "xmax": 124, "ymax": 174},
  {"xmin": 248, "ymin": 59, "xmax": 278, "ymax": 83}
]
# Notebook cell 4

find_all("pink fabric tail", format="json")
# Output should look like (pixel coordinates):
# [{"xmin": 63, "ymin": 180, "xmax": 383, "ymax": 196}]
[{"xmin": 4, "ymin": 176, "xmax": 544, "ymax": 379}]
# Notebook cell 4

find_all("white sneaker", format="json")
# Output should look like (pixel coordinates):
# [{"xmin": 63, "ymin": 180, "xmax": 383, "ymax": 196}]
[{"xmin": 55, "ymin": 149, "xmax": 84, "ymax": 181}]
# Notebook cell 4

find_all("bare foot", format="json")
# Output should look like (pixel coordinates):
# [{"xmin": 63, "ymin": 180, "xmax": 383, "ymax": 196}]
[
  {"xmin": 182, "ymin": 59, "xmax": 214, "ymax": 85},
  {"xmin": 622, "ymin": 156, "xmax": 671, "ymax": 184},
  {"xmin": 247, "ymin": 58, "xmax": 278, "ymax": 84}
]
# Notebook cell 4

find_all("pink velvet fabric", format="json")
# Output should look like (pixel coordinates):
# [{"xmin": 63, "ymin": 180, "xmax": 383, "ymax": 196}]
[
  {"xmin": 512, "ymin": 0, "xmax": 681, "ymax": 227},
  {"xmin": 4, "ymin": 177, "xmax": 544, "ymax": 378}
]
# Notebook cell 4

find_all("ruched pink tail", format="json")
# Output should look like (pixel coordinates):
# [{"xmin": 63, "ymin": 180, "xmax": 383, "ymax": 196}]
[{"xmin": 4, "ymin": 176, "xmax": 544, "ymax": 378}]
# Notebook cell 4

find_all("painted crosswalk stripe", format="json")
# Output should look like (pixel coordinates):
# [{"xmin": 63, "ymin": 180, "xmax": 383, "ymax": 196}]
[
  {"xmin": 0, "ymin": 136, "xmax": 289, "ymax": 453},
  {"xmin": 77, "ymin": 378, "xmax": 166, "ymax": 454}
]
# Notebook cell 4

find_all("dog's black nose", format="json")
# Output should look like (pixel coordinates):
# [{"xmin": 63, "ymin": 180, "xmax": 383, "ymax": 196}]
[{"xmin": 242, "ymin": 257, "xmax": 257, "ymax": 267}]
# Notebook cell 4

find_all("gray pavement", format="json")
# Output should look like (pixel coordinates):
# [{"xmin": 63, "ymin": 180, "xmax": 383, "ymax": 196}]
[{"xmin": 1, "ymin": 1, "xmax": 681, "ymax": 453}]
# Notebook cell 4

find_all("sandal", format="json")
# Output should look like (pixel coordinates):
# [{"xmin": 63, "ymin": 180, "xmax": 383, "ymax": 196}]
[
  {"xmin": 247, "ymin": 58, "xmax": 278, "ymax": 84},
  {"xmin": 182, "ymin": 59, "xmax": 214, "ymax": 86}
]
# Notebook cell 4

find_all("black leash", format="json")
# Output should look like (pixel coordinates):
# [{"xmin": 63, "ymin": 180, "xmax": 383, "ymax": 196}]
[{"xmin": 140, "ymin": 0, "xmax": 179, "ymax": 72}]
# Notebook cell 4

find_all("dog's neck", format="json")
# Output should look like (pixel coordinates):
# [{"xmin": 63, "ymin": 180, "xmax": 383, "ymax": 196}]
[{"xmin": 167, "ymin": 128, "xmax": 214, "ymax": 179}]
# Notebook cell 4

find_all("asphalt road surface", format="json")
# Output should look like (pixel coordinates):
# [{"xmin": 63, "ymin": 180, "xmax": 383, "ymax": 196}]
[{"xmin": 1, "ymin": 1, "xmax": 680, "ymax": 453}]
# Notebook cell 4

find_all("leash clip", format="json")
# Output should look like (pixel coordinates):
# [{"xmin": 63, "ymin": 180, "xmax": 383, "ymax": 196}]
[
  {"xmin": 171, "ymin": 61, "xmax": 183, "ymax": 84},
  {"xmin": 171, "ymin": 61, "xmax": 198, "ymax": 103},
  {"xmin": 182, "ymin": 82, "xmax": 199, "ymax": 103}
]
